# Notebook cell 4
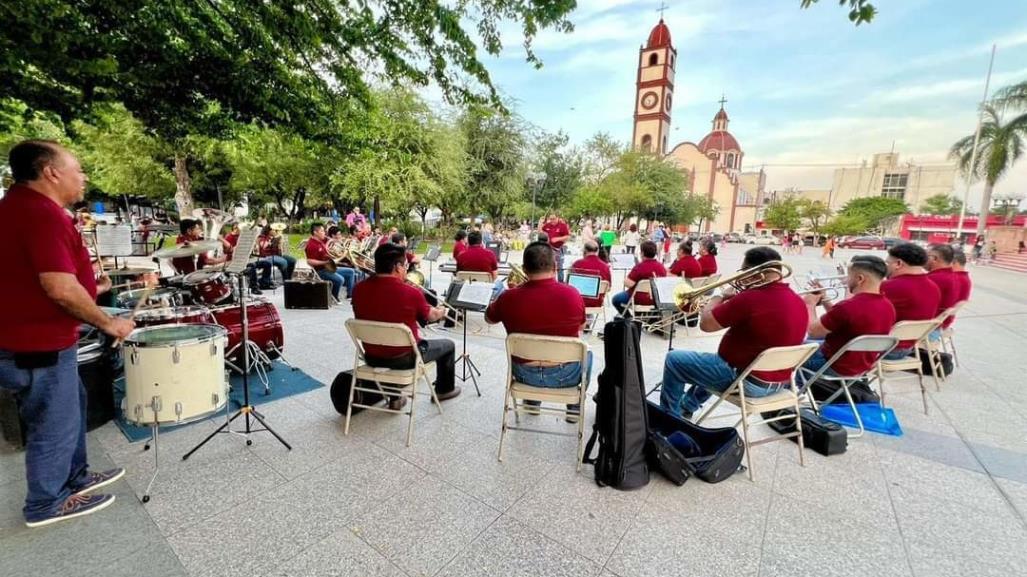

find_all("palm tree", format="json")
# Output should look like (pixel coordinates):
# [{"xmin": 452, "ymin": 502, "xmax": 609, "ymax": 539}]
[
  {"xmin": 949, "ymin": 102, "xmax": 1027, "ymax": 239},
  {"xmin": 995, "ymin": 80, "xmax": 1027, "ymax": 109}
]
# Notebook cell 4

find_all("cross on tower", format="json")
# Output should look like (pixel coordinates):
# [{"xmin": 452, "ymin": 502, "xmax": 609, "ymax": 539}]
[
  {"xmin": 657, "ymin": 1, "xmax": 668, "ymax": 19},
  {"xmin": 718, "ymin": 94, "xmax": 728, "ymax": 108}
]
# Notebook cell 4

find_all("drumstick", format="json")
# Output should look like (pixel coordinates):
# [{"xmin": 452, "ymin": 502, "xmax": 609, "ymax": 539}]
[{"xmin": 111, "ymin": 285, "xmax": 154, "ymax": 348}]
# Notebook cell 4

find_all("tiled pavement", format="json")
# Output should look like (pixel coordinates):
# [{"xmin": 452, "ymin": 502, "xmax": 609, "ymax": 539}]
[{"xmin": 3, "ymin": 245, "xmax": 1027, "ymax": 577}]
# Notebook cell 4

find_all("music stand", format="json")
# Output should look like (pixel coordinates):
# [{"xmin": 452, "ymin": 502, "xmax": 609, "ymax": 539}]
[
  {"xmin": 651, "ymin": 276, "xmax": 685, "ymax": 351},
  {"xmin": 183, "ymin": 228, "xmax": 291, "ymax": 460},
  {"xmin": 423, "ymin": 244, "xmax": 441, "ymax": 289},
  {"xmin": 446, "ymin": 280, "xmax": 491, "ymax": 396}
]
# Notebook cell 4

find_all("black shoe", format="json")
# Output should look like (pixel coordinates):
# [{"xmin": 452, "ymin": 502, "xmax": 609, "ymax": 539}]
[
  {"xmin": 250, "ymin": 287, "xmax": 263, "ymax": 295},
  {"xmin": 435, "ymin": 387, "xmax": 461, "ymax": 401},
  {"xmin": 259, "ymin": 282, "xmax": 274, "ymax": 290},
  {"xmin": 522, "ymin": 399, "xmax": 541, "ymax": 415},
  {"xmin": 680, "ymin": 408, "xmax": 694, "ymax": 421}
]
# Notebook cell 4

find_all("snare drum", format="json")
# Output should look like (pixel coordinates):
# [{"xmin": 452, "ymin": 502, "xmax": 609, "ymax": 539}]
[
  {"xmin": 133, "ymin": 305, "xmax": 214, "ymax": 327},
  {"xmin": 184, "ymin": 269, "xmax": 233, "ymax": 305},
  {"xmin": 122, "ymin": 325, "xmax": 229, "ymax": 425},
  {"xmin": 210, "ymin": 299, "xmax": 284, "ymax": 358},
  {"xmin": 116, "ymin": 287, "xmax": 184, "ymax": 310}
]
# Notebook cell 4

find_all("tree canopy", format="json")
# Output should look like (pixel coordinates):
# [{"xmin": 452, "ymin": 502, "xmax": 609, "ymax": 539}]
[{"xmin": 919, "ymin": 194, "xmax": 963, "ymax": 216}]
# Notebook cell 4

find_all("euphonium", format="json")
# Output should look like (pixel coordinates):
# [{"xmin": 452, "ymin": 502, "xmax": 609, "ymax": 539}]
[{"xmin": 506, "ymin": 264, "xmax": 528, "ymax": 287}]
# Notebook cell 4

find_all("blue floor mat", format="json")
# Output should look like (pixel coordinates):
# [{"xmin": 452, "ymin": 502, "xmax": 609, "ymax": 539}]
[
  {"xmin": 114, "ymin": 360, "xmax": 325, "ymax": 443},
  {"xmin": 820, "ymin": 403, "xmax": 903, "ymax": 437}
]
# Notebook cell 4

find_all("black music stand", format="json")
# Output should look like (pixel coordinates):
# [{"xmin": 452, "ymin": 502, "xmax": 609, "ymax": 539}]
[
  {"xmin": 446, "ymin": 280, "xmax": 490, "ymax": 396},
  {"xmin": 651, "ymin": 276, "xmax": 685, "ymax": 352},
  {"xmin": 183, "ymin": 230, "xmax": 290, "ymax": 462},
  {"xmin": 424, "ymin": 244, "xmax": 441, "ymax": 289}
]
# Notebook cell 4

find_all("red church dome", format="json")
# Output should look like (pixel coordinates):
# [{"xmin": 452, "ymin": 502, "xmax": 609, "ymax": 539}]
[
  {"xmin": 647, "ymin": 19, "xmax": 672, "ymax": 48},
  {"xmin": 698, "ymin": 130, "xmax": 741, "ymax": 153}
]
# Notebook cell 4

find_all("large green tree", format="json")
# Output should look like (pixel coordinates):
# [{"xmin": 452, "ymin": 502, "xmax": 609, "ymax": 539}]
[
  {"xmin": 226, "ymin": 125, "xmax": 326, "ymax": 221},
  {"xmin": 763, "ymin": 197, "xmax": 804, "ymax": 231},
  {"xmin": 800, "ymin": 0, "xmax": 876, "ymax": 24},
  {"xmin": 836, "ymin": 196, "xmax": 908, "ymax": 233},
  {"xmin": 461, "ymin": 105, "xmax": 528, "ymax": 222},
  {"xmin": 919, "ymin": 194, "xmax": 963, "ymax": 216},
  {"xmin": 799, "ymin": 199, "xmax": 832, "ymax": 241},
  {"xmin": 529, "ymin": 131, "xmax": 584, "ymax": 214}
]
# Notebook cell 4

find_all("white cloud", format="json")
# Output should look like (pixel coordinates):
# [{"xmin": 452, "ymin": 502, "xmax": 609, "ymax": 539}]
[{"xmin": 870, "ymin": 67, "xmax": 1027, "ymax": 103}]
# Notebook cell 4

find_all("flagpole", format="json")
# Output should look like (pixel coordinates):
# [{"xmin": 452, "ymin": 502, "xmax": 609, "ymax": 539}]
[{"xmin": 955, "ymin": 44, "xmax": 996, "ymax": 241}]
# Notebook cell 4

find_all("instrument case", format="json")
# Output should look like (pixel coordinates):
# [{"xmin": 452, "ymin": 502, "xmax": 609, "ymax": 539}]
[
  {"xmin": 284, "ymin": 280, "xmax": 332, "ymax": 310},
  {"xmin": 645, "ymin": 401, "xmax": 744, "ymax": 484},
  {"xmin": 768, "ymin": 407, "xmax": 848, "ymax": 456}
]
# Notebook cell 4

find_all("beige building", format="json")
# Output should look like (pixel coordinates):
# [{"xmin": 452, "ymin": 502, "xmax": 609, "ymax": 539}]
[
  {"xmin": 632, "ymin": 18, "xmax": 767, "ymax": 233},
  {"xmin": 828, "ymin": 153, "xmax": 957, "ymax": 211}
]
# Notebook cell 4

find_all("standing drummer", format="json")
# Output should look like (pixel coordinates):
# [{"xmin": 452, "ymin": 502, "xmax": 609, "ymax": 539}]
[{"xmin": 0, "ymin": 140, "xmax": 135, "ymax": 527}]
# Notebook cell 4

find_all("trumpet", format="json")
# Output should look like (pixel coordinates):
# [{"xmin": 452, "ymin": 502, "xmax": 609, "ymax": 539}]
[{"xmin": 795, "ymin": 286, "xmax": 842, "ymax": 301}]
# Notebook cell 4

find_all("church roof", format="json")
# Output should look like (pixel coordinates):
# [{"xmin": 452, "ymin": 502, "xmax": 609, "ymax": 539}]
[
  {"xmin": 647, "ymin": 19, "xmax": 672, "ymax": 49},
  {"xmin": 714, "ymin": 108, "xmax": 729, "ymax": 121},
  {"xmin": 698, "ymin": 130, "xmax": 740, "ymax": 153}
]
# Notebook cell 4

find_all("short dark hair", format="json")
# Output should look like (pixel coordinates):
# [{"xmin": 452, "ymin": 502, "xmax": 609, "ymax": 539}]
[
  {"xmin": 583, "ymin": 240, "xmax": 599, "ymax": 254},
  {"xmin": 374, "ymin": 243, "xmax": 407, "ymax": 274},
  {"xmin": 523, "ymin": 241, "xmax": 555, "ymax": 274},
  {"xmin": 888, "ymin": 242, "xmax": 927, "ymax": 267},
  {"xmin": 310, "ymin": 223, "xmax": 324, "ymax": 235},
  {"xmin": 326, "ymin": 225, "xmax": 341, "ymax": 237},
  {"xmin": 678, "ymin": 240, "xmax": 693, "ymax": 255},
  {"xmin": 179, "ymin": 219, "xmax": 196, "ymax": 235},
  {"xmin": 928, "ymin": 243, "xmax": 955, "ymax": 264},
  {"xmin": 455, "ymin": 230, "xmax": 467, "ymax": 242},
  {"xmin": 742, "ymin": 246, "xmax": 781, "ymax": 269},
  {"xmin": 953, "ymin": 250, "xmax": 967, "ymax": 266},
  {"xmin": 8, "ymin": 139, "xmax": 62, "ymax": 182},
  {"xmin": 536, "ymin": 232, "xmax": 549, "ymax": 243},
  {"xmin": 467, "ymin": 231, "xmax": 483, "ymax": 246},
  {"xmin": 390, "ymin": 232, "xmax": 406, "ymax": 244},
  {"xmin": 640, "ymin": 240, "xmax": 658, "ymax": 258},
  {"xmin": 850, "ymin": 255, "xmax": 887, "ymax": 279},
  {"xmin": 702, "ymin": 239, "xmax": 718, "ymax": 256}
]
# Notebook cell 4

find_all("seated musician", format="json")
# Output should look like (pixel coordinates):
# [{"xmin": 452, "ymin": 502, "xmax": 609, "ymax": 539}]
[
  {"xmin": 925, "ymin": 243, "xmax": 959, "ymax": 337},
  {"xmin": 390, "ymin": 232, "xmax": 421, "ymax": 268},
  {"xmin": 698, "ymin": 240, "xmax": 718, "ymax": 276},
  {"xmin": 453, "ymin": 230, "xmax": 469, "ymax": 260},
  {"xmin": 223, "ymin": 223, "xmax": 269, "ymax": 295},
  {"xmin": 353, "ymin": 243, "xmax": 461, "ymax": 408},
  {"xmin": 171, "ymin": 218, "xmax": 225, "ymax": 275},
  {"xmin": 379, "ymin": 227, "xmax": 398, "ymax": 247},
  {"xmin": 612, "ymin": 241, "xmax": 667, "ymax": 314},
  {"xmin": 304, "ymin": 223, "xmax": 356, "ymax": 301},
  {"xmin": 569, "ymin": 240, "xmax": 611, "ymax": 310},
  {"xmin": 669, "ymin": 240, "xmax": 702, "ymax": 278},
  {"xmin": 801, "ymin": 255, "xmax": 896, "ymax": 378},
  {"xmin": 455, "ymin": 231, "xmax": 505, "ymax": 298},
  {"xmin": 485, "ymin": 242, "xmax": 589, "ymax": 420},
  {"xmin": 660, "ymin": 247, "xmax": 807, "ymax": 420},
  {"xmin": 881, "ymin": 243, "xmax": 940, "ymax": 359},
  {"xmin": 952, "ymin": 249, "xmax": 972, "ymax": 304},
  {"xmin": 257, "ymin": 225, "xmax": 296, "ymax": 285}
]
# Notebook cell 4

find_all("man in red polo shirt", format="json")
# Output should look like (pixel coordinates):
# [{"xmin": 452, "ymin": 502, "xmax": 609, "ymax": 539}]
[
  {"xmin": 456, "ymin": 230, "xmax": 505, "ymax": 298},
  {"xmin": 305, "ymin": 223, "xmax": 357, "ymax": 301},
  {"xmin": 802, "ymin": 255, "xmax": 896, "ymax": 377},
  {"xmin": 926, "ymin": 243, "xmax": 959, "ymax": 330},
  {"xmin": 486, "ymin": 241, "xmax": 588, "ymax": 420},
  {"xmin": 0, "ymin": 141, "xmax": 135, "ymax": 527},
  {"xmin": 569, "ymin": 241, "xmax": 612, "ymax": 308},
  {"xmin": 669, "ymin": 240, "xmax": 702, "ymax": 278},
  {"xmin": 612, "ymin": 241, "xmax": 667, "ymax": 314},
  {"xmin": 541, "ymin": 213, "xmax": 571, "ymax": 280},
  {"xmin": 222, "ymin": 223, "xmax": 269, "ymax": 294},
  {"xmin": 952, "ymin": 250, "xmax": 972, "ymax": 303},
  {"xmin": 660, "ymin": 247, "xmax": 807, "ymax": 419},
  {"xmin": 452, "ymin": 230, "xmax": 468, "ymax": 260},
  {"xmin": 352, "ymin": 244, "xmax": 460, "ymax": 408},
  {"xmin": 881, "ymin": 242, "xmax": 941, "ymax": 358}
]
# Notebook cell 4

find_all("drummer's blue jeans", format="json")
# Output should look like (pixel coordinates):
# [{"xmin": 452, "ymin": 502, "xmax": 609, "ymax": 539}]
[
  {"xmin": 0, "ymin": 346, "xmax": 90, "ymax": 522},
  {"xmin": 511, "ymin": 351, "xmax": 593, "ymax": 388}
]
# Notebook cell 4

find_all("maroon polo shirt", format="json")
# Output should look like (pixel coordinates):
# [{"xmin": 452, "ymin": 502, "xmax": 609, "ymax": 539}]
[
  {"xmin": 542, "ymin": 220, "xmax": 571, "ymax": 249},
  {"xmin": 352, "ymin": 275, "xmax": 431, "ymax": 358},
  {"xmin": 570, "ymin": 254, "xmax": 612, "ymax": 308},
  {"xmin": 455, "ymin": 245, "xmax": 498, "ymax": 274},
  {"xmin": 698, "ymin": 254, "xmax": 718, "ymax": 276},
  {"xmin": 486, "ymin": 278, "xmax": 585, "ymax": 362},
  {"xmin": 171, "ymin": 234, "xmax": 209, "ymax": 274},
  {"xmin": 954, "ymin": 271, "xmax": 972, "ymax": 304},
  {"xmin": 820, "ymin": 292, "xmax": 897, "ymax": 376},
  {"xmin": 0, "ymin": 184, "xmax": 97, "ymax": 352},
  {"xmin": 305, "ymin": 236, "xmax": 330, "ymax": 271},
  {"xmin": 928, "ymin": 268, "xmax": 959, "ymax": 328},
  {"xmin": 881, "ymin": 274, "xmax": 940, "ymax": 348},
  {"xmin": 669, "ymin": 255, "xmax": 702, "ymax": 278},
  {"xmin": 712, "ymin": 282, "xmax": 808, "ymax": 382},
  {"xmin": 627, "ymin": 258, "xmax": 667, "ymax": 305},
  {"xmin": 257, "ymin": 234, "xmax": 279, "ymax": 257},
  {"xmin": 224, "ymin": 232, "xmax": 239, "ymax": 259},
  {"xmin": 452, "ymin": 239, "xmax": 468, "ymax": 259}
]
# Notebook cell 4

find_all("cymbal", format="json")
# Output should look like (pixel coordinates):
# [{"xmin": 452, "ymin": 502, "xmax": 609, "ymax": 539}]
[
  {"xmin": 105, "ymin": 267, "xmax": 157, "ymax": 277},
  {"xmin": 153, "ymin": 240, "xmax": 220, "ymax": 259}
]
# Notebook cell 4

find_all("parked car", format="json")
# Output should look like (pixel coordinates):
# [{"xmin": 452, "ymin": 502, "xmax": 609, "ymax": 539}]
[
  {"xmin": 745, "ymin": 234, "xmax": 781, "ymax": 245},
  {"xmin": 724, "ymin": 232, "xmax": 744, "ymax": 243},
  {"xmin": 838, "ymin": 236, "xmax": 886, "ymax": 250},
  {"xmin": 882, "ymin": 237, "xmax": 904, "ymax": 249}
]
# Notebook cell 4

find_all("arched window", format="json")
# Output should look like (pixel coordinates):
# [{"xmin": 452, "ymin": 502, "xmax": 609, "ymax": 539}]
[
  {"xmin": 648, "ymin": 53, "xmax": 658, "ymax": 66},
  {"xmin": 670, "ymin": 54, "xmax": 675, "ymax": 69},
  {"xmin": 640, "ymin": 134, "xmax": 652, "ymax": 153},
  {"xmin": 727, "ymin": 153, "xmax": 735, "ymax": 168}
]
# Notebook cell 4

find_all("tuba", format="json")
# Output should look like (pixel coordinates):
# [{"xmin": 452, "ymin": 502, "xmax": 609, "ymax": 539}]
[
  {"xmin": 192, "ymin": 208, "xmax": 236, "ymax": 257},
  {"xmin": 506, "ymin": 264, "xmax": 528, "ymax": 288}
]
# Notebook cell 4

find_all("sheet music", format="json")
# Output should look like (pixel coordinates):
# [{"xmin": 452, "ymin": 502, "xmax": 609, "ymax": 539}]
[
  {"xmin": 94, "ymin": 224, "xmax": 134, "ymax": 257},
  {"xmin": 226, "ymin": 228, "xmax": 261, "ymax": 274},
  {"xmin": 456, "ymin": 281, "xmax": 494, "ymax": 308},
  {"xmin": 652, "ymin": 276, "xmax": 684, "ymax": 310},
  {"xmin": 425, "ymin": 244, "xmax": 441, "ymax": 262},
  {"xmin": 611, "ymin": 253, "xmax": 636, "ymax": 270}
]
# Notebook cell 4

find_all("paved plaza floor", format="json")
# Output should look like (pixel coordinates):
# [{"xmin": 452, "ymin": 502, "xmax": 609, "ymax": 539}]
[{"xmin": 3, "ymin": 243, "xmax": 1027, "ymax": 577}]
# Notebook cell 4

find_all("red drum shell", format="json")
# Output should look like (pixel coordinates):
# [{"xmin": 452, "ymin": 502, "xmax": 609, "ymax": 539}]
[{"xmin": 210, "ymin": 300, "xmax": 284, "ymax": 358}]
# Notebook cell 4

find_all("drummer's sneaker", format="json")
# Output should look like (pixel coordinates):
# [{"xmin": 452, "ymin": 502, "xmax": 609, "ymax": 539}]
[
  {"xmin": 71, "ymin": 468, "xmax": 125, "ymax": 496},
  {"xmin": 25, "ymin": 494, "xmax": 116, "ymax": 528}
]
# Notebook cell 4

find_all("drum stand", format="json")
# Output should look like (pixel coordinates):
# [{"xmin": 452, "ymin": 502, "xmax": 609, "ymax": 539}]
[{"xmin": 183, "ymin": 273, "xmax": 291, "ymax": 461}]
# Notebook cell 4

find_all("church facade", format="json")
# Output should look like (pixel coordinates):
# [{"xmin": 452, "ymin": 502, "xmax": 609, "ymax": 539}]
[{"xmin": 632, "ymin": 19, "xmax": 766, "ymax": 234}]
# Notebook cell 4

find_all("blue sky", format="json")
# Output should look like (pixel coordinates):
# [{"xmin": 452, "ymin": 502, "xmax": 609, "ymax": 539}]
[{"xmin": 474, "ymin": 0, "xmax": 1027, "ymax": 207}]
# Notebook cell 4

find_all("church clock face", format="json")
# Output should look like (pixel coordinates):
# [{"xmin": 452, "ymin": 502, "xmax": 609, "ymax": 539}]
[{"xmin": 641, "ymin": 91, "xmax": 658, "ymax": 110}]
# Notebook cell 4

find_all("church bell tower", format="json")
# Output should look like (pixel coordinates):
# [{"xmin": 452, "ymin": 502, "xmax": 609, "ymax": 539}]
[{"xmin": 632, "ymin": 18, "xmax": 676, "ymax": 155}]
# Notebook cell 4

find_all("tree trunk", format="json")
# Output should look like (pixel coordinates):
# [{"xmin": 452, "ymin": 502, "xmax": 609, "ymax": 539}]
[
  {"xmin": 976, "ymin": 181, "xmax": 994, "ymax": 240},
  {"xmin": 173, "ymin": 154, "xmax": 194, "ymax": 217}
]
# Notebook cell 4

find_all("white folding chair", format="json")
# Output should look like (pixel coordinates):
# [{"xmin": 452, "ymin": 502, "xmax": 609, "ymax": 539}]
[
  {"xmin": 627, "ymin": 278, "xmax": 664, "ymax": 333},
  {"xmin": 585, "ymin": 279, "xmax": 610, "ymax": 333},
  {"xmin": 872, "ymin": 319, "xmax": 942, "ymax": 414},
  {"xmin": 797, "ymin": 335, "xmax": 899, "ymax": 437},
  {"xmin": 696, "ymin": 343, "xmax": 819, "ymax": 481},
  {"xmin": 343, "ymin": 319, "xmax": 443, "ymax": 447},
  {"xmin": 938, "ymin": 300, "xmax": 967, "ymax": 370},
  {"xmin": 498, "ymin": 334, "xmax": 590, "ymax": 470}
]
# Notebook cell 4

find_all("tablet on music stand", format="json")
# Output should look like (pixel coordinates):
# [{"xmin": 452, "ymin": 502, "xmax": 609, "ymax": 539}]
[{"xmin": 567, "ymin": 273, "xmax": 601, "ymax": 298}]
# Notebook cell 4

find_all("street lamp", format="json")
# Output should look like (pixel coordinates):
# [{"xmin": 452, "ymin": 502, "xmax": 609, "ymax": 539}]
[{"xmin": 526, "ymin": 171, "xmax": 547, "ymax": 226}]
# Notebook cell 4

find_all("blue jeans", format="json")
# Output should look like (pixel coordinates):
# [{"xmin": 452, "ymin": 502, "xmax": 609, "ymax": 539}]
[
  {"xmin": 0, "ymin": 346, "xmax": 90, "ymax": 521},
  {"xmin": 612, "ymin": 291, "xmax": 631, "ymax": 314},
  {"xmin": 884, "ymin": 347, "xmax": 913, "ymax": 360},
  {"xmin": 660, "ymin": 350, "xmax": 786, "ymax": 416},
  {"xmin": 512, "ymin": 351, "xmax": 593, "ymax": 389},
  {"xmin": 251, "ymin": 260, "xmax": 273, "ymax": 287},
  {"xmin": 798, "ymin": 348, "xmax": 839, "ymax": 387},
  {"xmin": 265, "ymin": 255, "xmax": 296, "ymax": 282},
  {"xmin": 318, "ymin": 268, "xmax": 355, "ymax": 299},
  {"xmin": 928, "ymin": 328, "xmax": 941, "ymax": 343}
]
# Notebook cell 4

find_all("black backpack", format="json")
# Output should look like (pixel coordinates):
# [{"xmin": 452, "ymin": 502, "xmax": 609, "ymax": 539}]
[{"xmin": 582, "ymin": 317, "xmax": 650, "ymax": 490}]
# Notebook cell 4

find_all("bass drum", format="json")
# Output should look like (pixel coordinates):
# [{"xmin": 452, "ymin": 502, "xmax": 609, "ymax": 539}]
[
  {"xmin": 209, "ymin": 299, "xmax": 284, "ymax": 359},
  {"xmin": 122, "ymin": 325, "xmax": 229, "ymax": 425}
]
